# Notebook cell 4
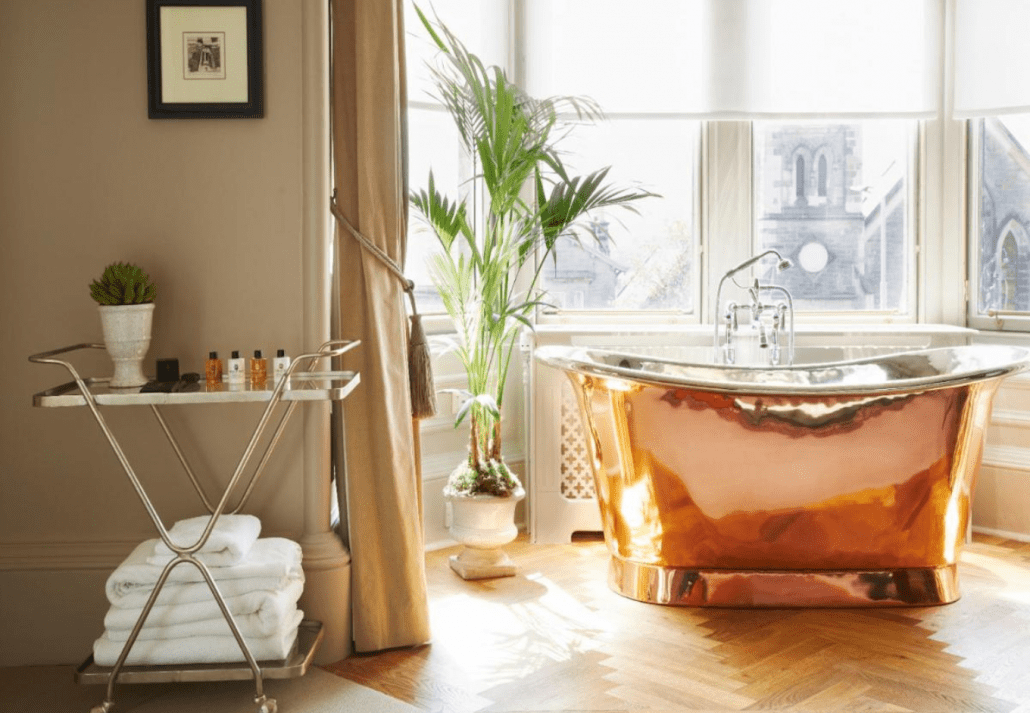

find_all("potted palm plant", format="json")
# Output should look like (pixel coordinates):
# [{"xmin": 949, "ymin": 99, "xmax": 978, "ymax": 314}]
[
  {"xmin": 90, "ymin": 262, "xmax": 157, "ymax": 388},
  {"xmin": 411, "ymin": 8, "xmax": 654, "ymax": 579}
]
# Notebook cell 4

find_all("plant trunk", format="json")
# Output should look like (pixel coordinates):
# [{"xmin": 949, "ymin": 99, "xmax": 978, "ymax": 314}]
[
  {"xmin": 469, "ymin": 418, "xmax": 480, "ymax": 466},
  {"xmin": 491, "ymin": 419, "xmax": 502, "ymax": 461}
]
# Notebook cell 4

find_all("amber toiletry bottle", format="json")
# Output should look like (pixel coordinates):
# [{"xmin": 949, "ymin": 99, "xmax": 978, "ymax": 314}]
[
  {"xmin": 205, "ymin": 351, "xmax": 223, "ymax": 386},
  {"xmin": 251, "ymin": 350, "xmax": 268, "ymax": 387}
]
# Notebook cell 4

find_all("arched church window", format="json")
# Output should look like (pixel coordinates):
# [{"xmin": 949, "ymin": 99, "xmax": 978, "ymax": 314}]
[
  {"xmin": 795, "ymin": 155, "xmax": 806, "ymax": 199},
  {"xmin": 818, "ymin": 155, "xmax": 828, "ymax": 197}
]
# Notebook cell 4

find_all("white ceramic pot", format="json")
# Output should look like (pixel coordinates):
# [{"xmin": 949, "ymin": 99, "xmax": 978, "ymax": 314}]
[
  {"xmin": 445, "ymin": 484, "xmax": 525, "ymax": 580},
  {"xmin": 98, "ymin": 303, "xmax": 155, "ymax": 388}
]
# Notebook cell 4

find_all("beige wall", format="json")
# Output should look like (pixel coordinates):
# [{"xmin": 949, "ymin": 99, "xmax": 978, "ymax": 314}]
[{"xmin": 0, "ymin": 0, "xmax": 311, "ymax": 664}]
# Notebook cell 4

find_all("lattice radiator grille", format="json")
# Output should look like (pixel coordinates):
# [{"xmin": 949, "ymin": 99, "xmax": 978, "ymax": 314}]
[{"xmin": 559, "ymin": 380, "xmax": 596, "ymax": 500}]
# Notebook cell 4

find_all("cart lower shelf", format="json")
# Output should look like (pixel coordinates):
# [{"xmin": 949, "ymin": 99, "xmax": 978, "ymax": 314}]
[{"xmin": 75, "ymin": 620, "xmax": 324, "ymax": 685}]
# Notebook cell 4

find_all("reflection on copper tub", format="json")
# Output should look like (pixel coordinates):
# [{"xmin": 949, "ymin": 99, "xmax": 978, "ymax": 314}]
[{"xmin": 535, "ymin": 344, "xmax": 1030, "ymax": 608}]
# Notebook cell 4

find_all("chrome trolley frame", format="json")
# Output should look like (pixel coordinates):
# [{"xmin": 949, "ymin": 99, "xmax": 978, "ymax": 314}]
[{"xmin": 29, "ymin": 340, "xmax": 361, "ymax": 713}]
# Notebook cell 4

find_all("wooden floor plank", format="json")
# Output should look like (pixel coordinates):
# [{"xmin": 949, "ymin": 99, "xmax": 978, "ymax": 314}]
[{"xmin": 323, "ymin": 534, "xmax": 1030, "ymax": 712}]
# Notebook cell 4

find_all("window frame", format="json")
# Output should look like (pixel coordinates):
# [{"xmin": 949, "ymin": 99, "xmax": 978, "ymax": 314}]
[
  {"xmin": 748, "ymin": 119, "xmax": 923, "ymax": 324},
  {"xmin": 966, "ymin": 117, "xmax": 1030, "ymax": 332},
  {"xmin": 532, "ymin": 115, "xmax": 705, "ymax": 326}
]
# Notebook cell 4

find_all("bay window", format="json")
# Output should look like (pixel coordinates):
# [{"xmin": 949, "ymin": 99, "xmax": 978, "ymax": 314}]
[
  {"xmin": 404, "ymin": 0, "xmax": 956, "ymax": 328},
  {"xmin": 955, "ymin": 0, "xmax": 1030, "ymax": 332}
]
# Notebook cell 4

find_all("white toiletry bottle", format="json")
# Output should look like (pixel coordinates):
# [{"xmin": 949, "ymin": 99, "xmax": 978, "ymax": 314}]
[
  {"xmin": 273, "ymin": 348, "xmax": 291, "ymax": 387},
  {"xmin": 227, "ymin": 350, "xmax": 246, "ymax": 384}
]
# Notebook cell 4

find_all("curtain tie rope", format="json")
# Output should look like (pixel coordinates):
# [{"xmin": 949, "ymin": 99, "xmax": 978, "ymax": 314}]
[{"xmin": 330, "ymin": 192, "xmax": 437, "ymax": 419}]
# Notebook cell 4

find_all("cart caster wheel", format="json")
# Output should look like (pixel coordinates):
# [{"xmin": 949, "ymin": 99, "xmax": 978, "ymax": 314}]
[
  {"xmin": 90, "ymin": 702, "xmax": 114, "ymax": 713},
  {"xmin": 255, "ymin": 695, "xmax": 277, "ymax": 713}
]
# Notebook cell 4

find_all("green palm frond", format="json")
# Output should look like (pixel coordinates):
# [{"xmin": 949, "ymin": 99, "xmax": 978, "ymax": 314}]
[{"xmin": 410, "ymin": 171, "xmax": 472, "ymax": 254}]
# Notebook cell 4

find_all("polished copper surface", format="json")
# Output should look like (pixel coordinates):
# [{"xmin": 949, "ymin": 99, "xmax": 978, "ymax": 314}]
[
  {"xmin": 536, "ymin": 344, "xmax": 1030, "ymax": 608},
  {"xmin": 609, "ymin": 558, "xmax": 960, "ymax": 607}
]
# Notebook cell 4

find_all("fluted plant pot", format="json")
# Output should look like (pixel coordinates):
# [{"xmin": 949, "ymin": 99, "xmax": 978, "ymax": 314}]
[
  {"xmin": 99, "ymin": 303, "xmax": 155, "ymax": 388},
  {"xmin": 445, "ymin": 476, "xmax": 525, "ymax": 581}
]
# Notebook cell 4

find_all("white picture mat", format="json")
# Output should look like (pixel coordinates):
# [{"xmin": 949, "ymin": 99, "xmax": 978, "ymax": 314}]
[{"xmin": 160, "ymin": 6, "xmax": 249, "ymax": 104}]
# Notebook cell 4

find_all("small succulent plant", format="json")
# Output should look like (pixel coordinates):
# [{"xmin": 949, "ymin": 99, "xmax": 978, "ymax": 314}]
[{"xmin": 89, "ymin": 262, "xmax": 157, "ymax": 305}]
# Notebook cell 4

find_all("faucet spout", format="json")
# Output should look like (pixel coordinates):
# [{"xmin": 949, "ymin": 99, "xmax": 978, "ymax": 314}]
[{"xmin": 713, "ymin": 252, "xmax": 795, "ymax": 365}]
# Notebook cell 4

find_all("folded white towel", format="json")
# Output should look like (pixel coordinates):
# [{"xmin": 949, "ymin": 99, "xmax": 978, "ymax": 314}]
[
  {"xmin": 93, "ymin": 610, "xmax": 304, "ymax": 666},
  {"xmin": 148, "ymin": 514, "xmax": 261, "ymax": 567},
  {"xmin": 107, "ymin": 538, "xmax": 302, "ymax": 606},
  {"xmin": 109, "ymin": 574, "xmax": 295, "ymax": 610},
  {"xmin": 106, "ymin": 604, "xmax": 304, "ymax": 642},
  {"xmin": 105, "ymin": 577, "xmax": 304, "ymax": 632}
]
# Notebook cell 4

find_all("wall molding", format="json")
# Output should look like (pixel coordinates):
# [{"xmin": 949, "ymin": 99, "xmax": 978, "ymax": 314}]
[
  {"xmin": 972, "ymin": 525, "xmax": 1030, "ymax": 544},
  {"xmin": 998, "ymin": 372, "xmax": 1030, "ymax": 390},
  {"xmin": 0, "ymin": 540, "xmax": 138, "ymax": 572},
  {"xmin": 0, "ymin": 530, "xmax": 302, "ymax": 572},
  {"xmin": 983, "ymin": 445, "xmax": 1030, "ymax": 472},
  {"xmin": 990, "ymin": 409, "xmax": 1030, "ymax": 428}
]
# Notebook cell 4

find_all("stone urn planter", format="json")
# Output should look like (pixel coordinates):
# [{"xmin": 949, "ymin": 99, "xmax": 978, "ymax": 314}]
[
  {"xmin": 99, "ymin": 303, "xmax": 155, "ymax": 388},
  {"xmin": 445, "ymin": 485, "xmax": 525, "ymax": 580}
]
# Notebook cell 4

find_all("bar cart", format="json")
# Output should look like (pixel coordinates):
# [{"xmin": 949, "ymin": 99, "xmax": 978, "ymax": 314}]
[{"xmin": 29, "ymin": 340, "xmax": 360, "ymax": 713}]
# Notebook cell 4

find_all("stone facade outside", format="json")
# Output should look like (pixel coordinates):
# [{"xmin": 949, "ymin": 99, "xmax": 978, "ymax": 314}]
[{"xmin": 979, "ymin": 118, "xmax": 1030, "ymax": 313}]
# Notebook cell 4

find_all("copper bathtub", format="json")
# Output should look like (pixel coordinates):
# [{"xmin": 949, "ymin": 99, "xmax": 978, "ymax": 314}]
[{"xmin": 535, "ymin": 344, "xmax": 1030, "ymax": 607}]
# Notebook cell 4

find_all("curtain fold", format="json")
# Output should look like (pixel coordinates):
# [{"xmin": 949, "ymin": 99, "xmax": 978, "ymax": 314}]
[{"xmin": 330, "ymin": 0, "xmax": 431, "ymax": 652}]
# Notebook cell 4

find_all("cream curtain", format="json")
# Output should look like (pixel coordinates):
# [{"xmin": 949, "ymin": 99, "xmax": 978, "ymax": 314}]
[{"xmin": 330, "ymin": 0, "xmax": 431, "ymax": 652}]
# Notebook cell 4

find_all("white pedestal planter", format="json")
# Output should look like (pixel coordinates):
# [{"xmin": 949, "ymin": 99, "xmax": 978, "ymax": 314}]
[
  {"xmin": 445, "ymin": 486, "xmax": 525, "ymax": 580},
  {"xmin": 98, "ymin": 303, "xmax": 155, "ymax": 388}
]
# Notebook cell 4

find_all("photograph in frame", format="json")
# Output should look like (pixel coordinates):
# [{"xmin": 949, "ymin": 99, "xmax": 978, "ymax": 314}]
[{"xmin": 146, "ymin": 0, "xmax": 263, "ymax": 119}]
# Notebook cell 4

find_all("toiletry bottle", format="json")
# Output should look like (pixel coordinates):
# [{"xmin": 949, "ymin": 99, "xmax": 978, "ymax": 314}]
[
  {"xmin": 227, "ymin": 350, "xmax": 246, "ymax": 384},
  {"xmin": 250, "ymin": 350, "xmax": 267, "ymax": 387},
  {"xmin": 272, "ymin": 348, "xmax": 291, "ymax": 386},
  {"xmin": 205, "ymin": 351, "xmax": 223, "ymax": 387}
]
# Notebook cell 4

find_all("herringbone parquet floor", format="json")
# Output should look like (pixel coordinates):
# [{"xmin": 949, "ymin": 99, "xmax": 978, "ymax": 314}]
[{"xmin": 324, "ymin": 533, "xmax": 1030, "ymax": 712}]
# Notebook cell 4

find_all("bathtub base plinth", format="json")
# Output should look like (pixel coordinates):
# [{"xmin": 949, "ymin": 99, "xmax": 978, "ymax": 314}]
[{"xmin": 609, "ymin": 557, "xmax": 960, "ymax": 608}]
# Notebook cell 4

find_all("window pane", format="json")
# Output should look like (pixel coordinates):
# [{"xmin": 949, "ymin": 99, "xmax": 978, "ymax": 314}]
[
  {"xmin": 976, "ymin": 115, "xmax": 1030, "ymax": 315},
  {"xmin": 754, "ymin": 121, "xmax": 913, "ymax": 312},
  {"xmin": 406, "ymin": 107, "xmax": 465, "ymax": 315},
  {"xmin": 539, "ymin": 119, "xmax": 698, "ymax": 312},
  {"xmin": 404, "ymin": 0, "xmax": 508, "ymax": 106}
]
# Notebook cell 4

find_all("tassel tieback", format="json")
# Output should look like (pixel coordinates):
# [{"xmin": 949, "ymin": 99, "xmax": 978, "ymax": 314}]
[
  {"xmin": 407, "ymin": 307, "xmax": 437, "ymax": 420},
  {"xmin": 331, "ymin": 193, "xmax": 437, "ymax": 419}
]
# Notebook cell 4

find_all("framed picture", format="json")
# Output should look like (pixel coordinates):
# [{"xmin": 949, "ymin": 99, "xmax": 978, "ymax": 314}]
[{"xmin": 146, "ymin": 0, "xmax": 263, "ymax": 119}]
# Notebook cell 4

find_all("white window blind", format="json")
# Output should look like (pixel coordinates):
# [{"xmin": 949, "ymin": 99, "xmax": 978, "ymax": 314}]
[
  {"xmin": 525, "ymin": 0, "xmax": 941, "ymax": 119},
  {"xmin": 954, "ymin": 0, "xmax": 1030, "ymax": 118}
]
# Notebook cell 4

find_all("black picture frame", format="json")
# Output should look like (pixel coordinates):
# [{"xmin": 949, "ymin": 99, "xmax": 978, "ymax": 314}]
[{"xmin": 146, "ymin": 0, "xmax": 263, "ymax": 119}]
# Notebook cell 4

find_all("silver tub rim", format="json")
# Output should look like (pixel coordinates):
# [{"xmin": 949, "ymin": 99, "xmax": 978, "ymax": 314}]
[{"xmin": 534, "ymin": 344, "xmax": 1030, "ymax": 396}]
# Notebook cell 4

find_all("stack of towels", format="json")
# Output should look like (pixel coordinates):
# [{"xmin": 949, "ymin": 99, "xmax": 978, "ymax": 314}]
[{"xmin": 93, "ymin": 514, "xmax": 305, "ymax": 666}]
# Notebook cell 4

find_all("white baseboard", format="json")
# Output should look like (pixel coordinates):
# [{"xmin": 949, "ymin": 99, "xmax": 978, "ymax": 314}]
[{"xmin": 971, "ymin": 525, "xmax": 1030, "ymax": 543}]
